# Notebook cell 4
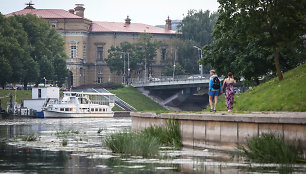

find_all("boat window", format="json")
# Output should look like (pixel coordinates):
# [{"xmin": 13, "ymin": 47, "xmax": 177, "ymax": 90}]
[
  {"xmin": 60, "ymin": 108, "xmax": 64, "ymax": 111},
  {"xmin": 65, "ymin": 108, "xmax": 69, "ymax": 111},
  {"xmin": 103, "ymin": 108, "xmax": 106, "ymax": 112},
  {"xmin": 99, "ymin": 108, "xmax": 102, "ymax": 112},
  {"xmin": 95, "ymin": 108, "xmax": 98, "ymax": 111},
  {"xmin": 91, "ymin": 108, "xmax": 94, "ymax": 112}
]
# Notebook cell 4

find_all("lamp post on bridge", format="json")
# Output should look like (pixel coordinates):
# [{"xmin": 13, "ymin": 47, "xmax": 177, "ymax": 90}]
[
  {"xmin": 122, "ymin": 52, "xmax": 130, "ymax": 85},
  {"xmin": 193, "ymin": 46, "xmax": 203, "ymax": 77}
]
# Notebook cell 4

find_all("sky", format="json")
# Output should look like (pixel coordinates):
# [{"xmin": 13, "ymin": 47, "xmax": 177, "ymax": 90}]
[{"xmin": 0, "ymin": 0, "xmax": 219, "ymax": 26}]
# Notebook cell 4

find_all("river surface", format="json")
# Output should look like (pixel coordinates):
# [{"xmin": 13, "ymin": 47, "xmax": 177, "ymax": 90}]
[{"xmin": 0, "ymin": 117, "xmax": 305, "ymax": 173}]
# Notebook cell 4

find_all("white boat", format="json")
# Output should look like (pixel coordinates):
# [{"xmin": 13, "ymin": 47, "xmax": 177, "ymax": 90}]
[{"xmin": 43, "ymin": 91, "xmax": 115, "ymax": 118}]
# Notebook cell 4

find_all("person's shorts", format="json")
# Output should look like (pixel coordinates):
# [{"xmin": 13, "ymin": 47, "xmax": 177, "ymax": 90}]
[{"xmin": 209, "ymin": 90, "xmax": 219, "ymax": 97}]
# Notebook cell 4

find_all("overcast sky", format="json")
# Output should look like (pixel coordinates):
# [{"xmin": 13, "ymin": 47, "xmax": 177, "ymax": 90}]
[{"xmin": 1, "ymin": 0, "xmax": 219, "ymax": 26}]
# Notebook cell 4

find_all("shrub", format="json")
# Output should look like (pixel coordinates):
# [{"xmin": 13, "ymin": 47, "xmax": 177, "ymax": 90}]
[
  {"xmin": 104, "ymin": 119, "xmax": 182, "ymax": 157},
  {"xmin": 142, "ymin": 119, "xmax": 182, "ymax": 148},
  {"xmin": 239, "ymin": 133, "xmax": 303, "ymax": 163},
  {"xmin": 104, "ymin": 130, "xmax": 159, "ymax": 157},
  {"xmin": 62, "ymin": 139, "xmax": 68, "ymax": 146},
  {"xmin": 22, "ymin": 134, "xmax": 38, "ymax": 141}
]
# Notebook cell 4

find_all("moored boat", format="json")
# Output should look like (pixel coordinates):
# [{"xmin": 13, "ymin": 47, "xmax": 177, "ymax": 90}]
[{"xmin": 43, "ymin": 91, "xmax": 115, "ymax": 118}]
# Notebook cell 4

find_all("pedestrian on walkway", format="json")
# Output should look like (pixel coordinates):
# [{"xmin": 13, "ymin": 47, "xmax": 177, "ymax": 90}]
[
  {"xmin": 208, "ymin": 70, "xmax": 222, "ymax": 112},
  {"xmin": 222, "ymin": 72, "xmax": 236, "ymax": 112}
]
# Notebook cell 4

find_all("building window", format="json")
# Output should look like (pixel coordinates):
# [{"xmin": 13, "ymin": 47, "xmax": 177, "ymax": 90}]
[
  {"xmin": 70, "ymin": 46, "xmax": 77, "ymax": 58},
  {"xmin": 161, "ymin": 48, "xmax": 166, "ymax": 60},
  {"xmin": 97, "ymin": 47, "xmax": 103, "ymax": 60},
  {"xmin": 51, "ymin": 23, "xmax": 56, "ymax": 28},
  {"xmin": 70, "ymin": 41, "xmax": 78, "ymax": 58},
  {"xmin": 82, "ymin": 42, "xmax": 86, "ymax": 59},
  {"xmin": 97, "ymin": 77, "xmax": 103, "ymax": 84}
]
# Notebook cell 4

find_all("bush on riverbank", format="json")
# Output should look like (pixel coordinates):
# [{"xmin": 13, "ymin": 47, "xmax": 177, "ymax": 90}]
[
  {"xmin": 104, "ymin": 120, "xmax": 181, "ymax": 157},
  {"xmin": 238, "ymin": 133, "xmax": 304, "ymax": 163},
  {"xmin": 142, "ymin": 119, "xmax": 182, "ymax": 148},
  {"xmin": 212, "ymin": 63, "xmax": 306, "ymax": 112}
]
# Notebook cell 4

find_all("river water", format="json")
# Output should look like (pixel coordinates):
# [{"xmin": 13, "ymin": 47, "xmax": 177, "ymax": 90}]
[{"xmin": 0, "ymin": 117, "xmax": 305, "ymax": 173}]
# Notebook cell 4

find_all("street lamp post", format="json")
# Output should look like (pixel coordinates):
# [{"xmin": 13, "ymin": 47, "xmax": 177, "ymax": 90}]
[
  {"xmin": 122, "ymin": 52, "xmax": 126, "ymax": 85},
  {"xmin": 193, "ymin": 46, "xmax": 203, "ymax": 77},
  {"xmin": 127, "ymin": 52, "xmax": 130, "ymax": 85}
]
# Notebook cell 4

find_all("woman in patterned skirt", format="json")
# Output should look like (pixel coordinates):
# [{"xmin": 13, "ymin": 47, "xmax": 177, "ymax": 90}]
[{"xmin": 222, "ymin": 72, "xmax": 236, "ymax": 112}]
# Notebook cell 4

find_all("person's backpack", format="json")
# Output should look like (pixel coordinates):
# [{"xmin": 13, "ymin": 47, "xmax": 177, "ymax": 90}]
[{"xmin": 212, "ymin": 76, "xmax": 220, "ymax": 89}]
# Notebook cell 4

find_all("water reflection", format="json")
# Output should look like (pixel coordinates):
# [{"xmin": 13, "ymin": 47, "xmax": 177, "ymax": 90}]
[{"xmin": 0, "ymin": 117, "xmax": 305, "ymax": 173}]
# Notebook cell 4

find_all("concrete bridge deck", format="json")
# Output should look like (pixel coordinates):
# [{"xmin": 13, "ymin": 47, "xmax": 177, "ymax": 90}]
[{"xmin": 131, "ymin": 112, "xmax": 306, "ymax": 151}]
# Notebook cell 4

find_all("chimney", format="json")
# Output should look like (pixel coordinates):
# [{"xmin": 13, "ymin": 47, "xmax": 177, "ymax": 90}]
[
  {"xmin": 68, "ymin": 9, "xmax": 75, "ymax": 14},
  {"xmin": 74, "ymin": 4, "xmax": 85, "ymax": 17},
  {"xmin": 165, "ymin": 16, "xmax": 172, "ymax": 30},
  {"xmin": 125, "ymin": 16, "xmax": 131, "ymax": 24}
]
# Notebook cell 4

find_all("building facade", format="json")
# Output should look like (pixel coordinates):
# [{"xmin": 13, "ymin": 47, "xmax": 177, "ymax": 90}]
[{"xmin": 6, "ymin": 4, "xmax": 177, "ymax": 87}]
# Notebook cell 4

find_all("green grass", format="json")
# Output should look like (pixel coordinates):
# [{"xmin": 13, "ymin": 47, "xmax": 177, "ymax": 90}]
[
  {"xmin": 109, "ymin": 86, "xmax": 166, "ymax": 111},
  {"xmin": 142, "ymin": 119, "xmax": 182, "ymax": 148},
  {"xmin": 209, "ymin": 63, "xmax": 306, "ymax": 112},
  {"xmin": 238, "ymin": 133, "xmax": 304, "ymax": 164},
  {"xmin": 104, "ymin": 130, "xmax": 160, "ymax": 157},
  {"xmin": 104, "ymin": 119, "xmax": 181, "ymax": 157},
  {"xmin": 0, "ymin": 89, "xmax": 31, "ymax": 111}
]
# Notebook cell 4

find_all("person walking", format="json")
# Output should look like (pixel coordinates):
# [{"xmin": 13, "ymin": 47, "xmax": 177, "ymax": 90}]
[
  {"xmin": 222, "ymin": 72, "xmax": 236, "ymax": 112},
  {"xmin": 208, "ymin": 70, "xmax": 222, "ymax": 112}
]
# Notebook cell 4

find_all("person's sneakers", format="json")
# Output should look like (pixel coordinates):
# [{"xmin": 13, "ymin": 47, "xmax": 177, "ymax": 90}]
[
  {"xmin": 214, "ymin": 109, "xmax": 216, "ymax": 112},
  {"xmin": 210, "ymin": 109, "xmax": 213, "ymax": 112}
]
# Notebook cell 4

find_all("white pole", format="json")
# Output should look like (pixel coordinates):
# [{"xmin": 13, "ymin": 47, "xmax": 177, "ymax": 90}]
[{"xmin": 127, "ymin": 52, "xmax": 130, "ymax": 85}]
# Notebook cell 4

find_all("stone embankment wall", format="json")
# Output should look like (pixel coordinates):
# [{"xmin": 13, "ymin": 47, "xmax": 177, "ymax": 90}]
[
  {"xmin": 131, "ymin": 112, "xmax": 306, "ymax": 151},
  {"xmin": 113, "ymin": 111, "xmax": 130, "ymax": 117}
]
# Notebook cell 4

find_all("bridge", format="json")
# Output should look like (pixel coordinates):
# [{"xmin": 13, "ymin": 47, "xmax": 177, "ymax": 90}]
[
  {"xmin": 131, "ymin": 74, "xmax": 214, "ymax": 89},
  {"xmin": 130, "ymin": 74, "xmax": 223, "ymax": 110}
]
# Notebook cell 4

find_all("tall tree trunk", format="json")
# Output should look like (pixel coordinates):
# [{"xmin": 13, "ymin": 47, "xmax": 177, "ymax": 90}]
[{"xmin": 273, "ymin": 46, "xmax": 283, "ymax": 80}]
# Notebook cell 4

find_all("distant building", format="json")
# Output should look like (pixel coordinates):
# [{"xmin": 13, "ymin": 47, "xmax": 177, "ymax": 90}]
[{"xmin": 6, "ymin": 3, "xmax": 177, "ymax": 87}]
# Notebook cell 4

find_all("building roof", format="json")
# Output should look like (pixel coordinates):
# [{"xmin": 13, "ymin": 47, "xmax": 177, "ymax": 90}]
[
  {"xmin": 5, "ymin": 6, "xmax": 177, "ymax": 35},
  {"xmin": 90, "ymin": 21, "xmax": 176, "ymax": 35},
  {"xmin": 6, "ymin": 8, "xmax": 83, "ymax": 19}
]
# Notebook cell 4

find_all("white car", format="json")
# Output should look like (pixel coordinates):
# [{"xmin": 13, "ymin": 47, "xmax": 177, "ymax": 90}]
[
  {"xmin": 187, "ymin": 75, "xmax": 204, "ymax": 80},
  {"xmin": 150, "ymin": 77, "xmax": 160, "ymax": 82}
]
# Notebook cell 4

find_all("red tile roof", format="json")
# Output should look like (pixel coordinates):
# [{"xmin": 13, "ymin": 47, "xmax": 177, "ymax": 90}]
[
  {"xmin": 6, "ymin": 9, "xmax": 83, "ymax": 19},
  {"xmin": 90, "ymin": 21, "xmax": 176, "ymax": 35},
  {"xmin": 5, "ymin": 7, "xmax": 176, "ymax": 35}
]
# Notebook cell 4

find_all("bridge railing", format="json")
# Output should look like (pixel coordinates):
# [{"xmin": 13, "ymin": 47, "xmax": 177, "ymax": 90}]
[{"xmin": 130, "ymin": 74, "xmax": 213, "ymax": 87}]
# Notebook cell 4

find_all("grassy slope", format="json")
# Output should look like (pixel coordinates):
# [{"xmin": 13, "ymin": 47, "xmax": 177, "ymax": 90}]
[
  {"xmin": 0, "ymin": 90, "xmax": 32, "ymax": 110},
  {"xmin": 216, "ymin": 63, "xmax": 306, "ymax": 112},
  {"xmin": 109, "ymin": 86, "xmax": 166, "ymax": 111}
]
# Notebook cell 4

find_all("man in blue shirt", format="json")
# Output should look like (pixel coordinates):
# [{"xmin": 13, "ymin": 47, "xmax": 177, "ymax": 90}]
[{"xmin": 208, "ymin": 70, "xmax": 222, "ymax": 112}]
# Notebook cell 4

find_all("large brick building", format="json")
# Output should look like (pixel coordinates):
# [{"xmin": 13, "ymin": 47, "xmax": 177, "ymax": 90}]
[{"xmin": 6, "ymin": 3, "xmax": 177, "ymax": 87}]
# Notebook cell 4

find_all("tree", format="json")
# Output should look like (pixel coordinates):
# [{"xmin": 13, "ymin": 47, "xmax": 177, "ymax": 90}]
[
  {"xmin": 176, "ymin": 39, "xmax": 201, "ymax": 74},
  {"xmin": 53, "ymin": 57, "xmax": 68, "ymax": 87},
  {"xmin": 0, "ymin": 56, "xmax": 12, "ymax": 89},
  {"xmin": 177, "ymin": 10, "xmax": 218, "ymax": 46},
  {"xmin": 162, "ymin": 64, "xmax": 186, "ymax": 76},
  {"xmin": 14, "ymin": 14, "xmax": 68, "ymax": 85},
  {"xmin": 106, "ymin": 42, "xmax": 139, "ymax": 75},
  {"xmin": 0, "ymin": 13, "xmax": 68, "ymax": 87},
  {"xmin": 213, "ymin": 0, "xmax": 306, "ymax": 80},
  {"xmin": 135, "ymin": 34, "xmax": 160, "ymax": 78},
  {"xmin": 202, "ymin": 38, "xmax": 274, "ymax": 85}
]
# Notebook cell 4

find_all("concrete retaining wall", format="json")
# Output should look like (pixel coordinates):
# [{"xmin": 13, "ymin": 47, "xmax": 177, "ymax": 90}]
[
  {"xmin": 131, "ymin": 112, "xmax": 306, "ymax": 151},
  {"xmin": 113, "ymin": 111, "xmax": 130, "ymax": 117}
]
